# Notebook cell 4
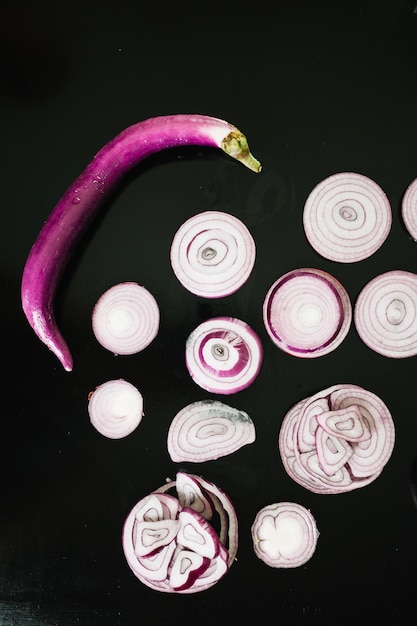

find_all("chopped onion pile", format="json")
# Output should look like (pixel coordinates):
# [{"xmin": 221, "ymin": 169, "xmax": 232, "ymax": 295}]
[
  {"xmin": 92, "ymin": 282, "xmax": 160, "ymax": 355},
  {"xmin": 170, "ymin": 211, "xmax": 256, "ymax": 297},
  {"xmin": 303, "ymin": 172, "xmax": 392, "ymax": 262},
  {"xmin": 354, "ymin": 270, "xmax": 417, "ymax": 358},
  {"xmin": 251, "ymin": 502, "xmax": 319, "ymax": 568},
  {"xmin": 401, "ymin": 177, "xmax": 417, "ymax": 241},
  {"xmin": 122, "ymin": 472, "xmax": 238, "ymax": 593},
  {"xmin": 185, "ymin": 316, "xmax": 263, "ymax": 394},
  {"xmin": 278, "ymin": 384, "xmax": 395, "ymax": 494},
  {"xmin": 263, "ymin": 268, "xmax": 352, "ymax": 358},
  {"xmin": 167, "ymin": 399, "xmax": 256, "ymax": 462},
  {"xmin": 88, "ymin": 379, "xmax": 144, "ymax": 439}
]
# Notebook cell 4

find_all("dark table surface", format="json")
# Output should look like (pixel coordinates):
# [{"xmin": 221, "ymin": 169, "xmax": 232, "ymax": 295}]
[{"xmin": 2, "ymin": 1, "xmax": 417, "ymax": 624}]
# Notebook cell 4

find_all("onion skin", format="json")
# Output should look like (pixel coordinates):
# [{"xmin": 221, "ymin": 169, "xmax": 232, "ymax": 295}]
[{"xmin": 21, "ymin": 115, "xmax": 261, "ymax": 371}]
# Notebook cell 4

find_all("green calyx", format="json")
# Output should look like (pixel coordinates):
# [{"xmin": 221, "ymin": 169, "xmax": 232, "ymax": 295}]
[{"xmin": 221, "ymin": 130, "xmax": 262, "ymax": 173}]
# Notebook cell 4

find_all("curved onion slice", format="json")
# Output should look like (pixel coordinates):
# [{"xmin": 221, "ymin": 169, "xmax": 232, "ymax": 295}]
[
  {"xmin": 167, "ymin": 399, "xmax": 256, "ymax": 462},
  {"xmin": 251, "ymin": 502, "xmax": 319, "ymax": 568},
  {"xmin": 401, "ymin": 177, "xmax": 417, "ymax": 241},
  {"xmin": 88, "ymin": 379, "xmax": 144, "ymax": 439},
  {"xmin": 354, "ymin": 270, "xmax": 417, "ymax": 358},
  {"xmin": 92, "ymin": 282, "xmax": 160, "ymax": 355},
  {"xmin": 263, "ymin": 268, "xmax": 352, "ymax": 358},
  {"xmin": 170, "ymin": 211, "xmax": 256, "ymax": 297},
  {"xmin": 185, "ymin": 316, "xmax": 263, "ymax": 394},
  {"xmin": 303, "ymin": 172, "xmax": 392, "ymax": 262},
  {"xmin": 278, "ymin": 384, "xmax": 395, "ymax": 494}
]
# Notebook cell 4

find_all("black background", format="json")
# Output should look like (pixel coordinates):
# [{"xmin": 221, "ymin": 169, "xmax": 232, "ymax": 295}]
[{"xmin": 2, "ymin": 1, "xmax": 417, "ymax": 624}]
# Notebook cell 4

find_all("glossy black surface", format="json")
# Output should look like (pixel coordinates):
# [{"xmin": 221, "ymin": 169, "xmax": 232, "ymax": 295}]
[{"xmin": 2, "ymin": 1, "xmax": 417, "ymax": 624}]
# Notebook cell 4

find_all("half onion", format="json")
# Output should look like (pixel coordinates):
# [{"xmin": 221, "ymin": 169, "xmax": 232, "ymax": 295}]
[
  {"xmin": 354, "ymin": 270, "xmax": 417, "ymax": 358},
  {"xmin": 92, "ymin": 282, "xmax": 160, "ymax": 355},
  {"xmin": 185, "ymin": 316, "xmax": 263, "ymax": 394},
  {"xmin": 167, "ymin": 399, "xmax": 256, "ymax": 462},
  {"xmin": 88, "ymin": 379, "xmax": 144, "ymax": 439},
  {"xmin": 401, "ymin": 177, "xmax": 417, "ymax": 241},
  {"xmin": 170, "ymin": 211, "xmax": 256, "ymax": 297},
  {"xmin": 303, "ymin": 172, "xmax": 392, "ymax": 262},
  {"xmin": 263, "ymin": 268, "xmax": 352, "ymax": 358}
]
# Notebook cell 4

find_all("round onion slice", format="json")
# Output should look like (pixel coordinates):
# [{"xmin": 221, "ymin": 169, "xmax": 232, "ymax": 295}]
[
  {"xmin": 167, "ymin": 399, "xmax": 256, "ymax": 462},
  {"xmin": 251, "ymin": 502, "xmax": 319, "ymax": 568},
  {"xmin": 401, "ymin": 178, "xmax": 417, "ymax": 241},
  {"xmin": 185, "ymin": 316, "xmax": 263, "ymax": 394},
  {"xmin": 170, "ymin": 210, "xmax": 255, "ymax": 298},
  {"xmin": 263, "ymin": 268, "xmax": 352, "ymax": 358},
  {"xmin": 92, "ymin": 282, "xmax": 160, "ymax": 355},
  {"xmin": 303, "ymin": 172, "xmax": 392, "ymax": 262},
  {"xmin": 278, "ymin": 384, "xmax": 395, "ymax": 494},
  {"xmin": 354, "ymin": 270, "xmax": 417, "ymax": 358},
  {"xmin": 88, "ymin": 379, "xmax": 144, "ymax": 439}
]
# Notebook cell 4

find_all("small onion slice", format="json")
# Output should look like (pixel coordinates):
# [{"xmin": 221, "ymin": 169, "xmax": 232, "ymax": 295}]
[
  {"xmin": 303, "ymin": 172, "xmax": 392, "ymax": 262},
  {"xmin": 92, "ymin": 282, "xmax": 160, "ymax": 355},
  {"xmin": 263, "ymin": 268, "xmax": 352, "ymax": 358},
  {"xmin": 354, "ymin": 270, "xmax": 417, "ymax": 358},
  {"xmin": 88, "ymin": 379, "xmax": 144, "ymax": 439},
  {"xmin": 185, "ymin": 316, "xmax": 263, "ymax": 394},
  {"xmin": 401, "ymin": 177, "xmax": 417, "ymax": 241},
  {"xmin": 170, "ymin": 210, "xmax": 256, "ymax": 297},
  {"xmin": 251, "ymin": 502, "xmax": 319, "ymax": 568},
  {"xmin": 167, "ymin": 399, "xmax": 256, "ymax": 462}
]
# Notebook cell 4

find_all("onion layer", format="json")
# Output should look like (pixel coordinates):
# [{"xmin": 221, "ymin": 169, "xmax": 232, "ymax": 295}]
[
  {"xmin": 251, "ymin": 502, "xmax": 319, "ymax": 568},
  {"xmin": 278, "ymin": 384, "xmax": 395, "ymax": 494},
  {"xmin": 185, "ymin": 316, "xmax": 263, "ymax": 394},
  {"xmin": 354, "ymin": 270, "xmax": 417, "ymax": 358},
  {"xmin": 263, "ymin": 268, "xmax": 352, "ymax": 357},
  {"xmin": 167, "ymin": 399, "xmax": 256, "ymax": 462},
  {"xmin": 170, "ymin": 211, "xmax": 256, "ymax": 297},
  {"xmin": 88, "ymin": 379, "xmax": 144, "ymax": 439},
  {"xmin": 92, "ymin": 282, "xmax": 160, "ymax": 355},
  {"xmin": 303, "ymin": 172, "xmax": 392, "ymax": 262},
  {"xmin": 401, "ymin": 177, "xmax": 417, "ymax": 241}
]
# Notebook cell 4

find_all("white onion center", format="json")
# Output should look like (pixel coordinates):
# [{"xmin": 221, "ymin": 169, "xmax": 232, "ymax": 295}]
[{"xmin": 88, "ymin": 379, "xmax": 144, "ymax": 439}]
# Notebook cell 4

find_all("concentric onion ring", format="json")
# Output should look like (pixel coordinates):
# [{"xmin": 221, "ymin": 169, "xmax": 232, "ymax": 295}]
[
  {"xmin": 303, "ymin": 172, "xmax": 392, "ymax": 262},
  {"xmin": 185, "ymin": 316, "xmax": 263, "ymax": 394},
  {"xmin": 263, "ymin": 268, "xmax": 352, "ymax": 358},
  {"xmin": 401, "ymin": 177, "xmax": 417, "ymax": 241},
  {"xmin": 170, "ymin": 211, "xmax": 256, "ymax": 297},
  {"xmin": 92, "ymin": 282, "xmax": 160, "ymax": 355},
  {"xmin": 88, "ymin": 379, "xmax": 144, "ymax": 439},
  {"xmin": 354, "ymin": 270, "xmax": 417, "ymax": 358}
]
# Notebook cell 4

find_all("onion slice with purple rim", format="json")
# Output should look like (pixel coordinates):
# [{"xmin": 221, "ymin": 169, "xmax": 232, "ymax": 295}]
[
  {"xmin": 167, "ymin": 399, "xmax": 256, "ymax": 462},
  {"xmin": 185, "ymin": 316, "xmax": 263, "ymax": 394},
  {"xmin": 278, "ymin": 384, "xmax": 395, "ymax": 494},
  {"xmin": 354, "ymin": 270, "xmax": 417, "ymax": 358},
  {"xmin": 88, "ymin": 379, "xmax": 144, "ymax": 439},
  {"xmin": 263, "ymin": 268, "xmax": 352, "ymax": 358},
  {"xmin": 170, "ymin": 210, "xmax": 256, "ymax": 297},
  {"xmin": 303, "ymin": 172, "xmax": 392, "ymax": 262},
  {"xmin": 251, "ymin": 502, "xmax": 319, "ymax": 568},
  {"xmin": 401, "ymin": 177, "xmax": 417, "ymax": 241}
]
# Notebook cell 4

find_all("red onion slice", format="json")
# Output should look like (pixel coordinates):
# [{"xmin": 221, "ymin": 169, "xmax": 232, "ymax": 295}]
[
  {"xmin": 401, "ymin": 177, "xmax": 417, "ymax": 241},
  {"xmin": 167, "ymin": 399, "xmax": 256, "ymax": 462},
  {"xmin": 92, "ymin": 282, "xmax": 160, "ymax": 355},
  {"xmin": 303, "ymin": 172, "xmax": 392, "ymax": 262},
  {"xmin": 251, "ymin": 502, "xmax": 319, "ymax": 568},
  {"xmin": 185, "ymin": 316, "xmax": 263, "ymax": 394},
  {"xmin": 87, "ymin": 379, "xmax": 144, "ymax": 439},
  {"xmin": 354, "ymin": 270, "xmax": 417, "ymax": 358},
  {"xmin": 170, "ymin": 210, "xmax": 256, "ymax": 297},
  {"xmin": 263, "ymin": 268, "xmax": 352, "ymax": 358}
]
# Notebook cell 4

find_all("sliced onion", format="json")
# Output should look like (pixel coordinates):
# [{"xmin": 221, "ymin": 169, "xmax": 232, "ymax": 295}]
[
  {"xmin": 251, "ymin": 502, "xmax": 319, "ymax": 568},
  {"xmin": 170, "ymin": 210, "xmax": 256, "ymax": 297},
  {"xmin": 88, "ymin": 379, "xmax": 144, "ymax": 439},
  {"xmin": 92, "ymin": 282, "xmax": 160, "ymax": 355},
  {"xmin": 263, "ymin": 268, "xmax": 352, "ymax": 357},
  {"xmin": 354, "ymin": 270, "xmax": 417, "ymax": 358},
  {"xmin": 167, "ymin": 399, "xmax": 256, "ymax": 462},
  {"xmin": 278, "ymin": 384, "xmax": 395, "ymax": 494},
  {"xmin": 303, "ymin": 172, "xmax": 392, "ymax": 262},
  {"xmin": 185, "ymin": 316, "xmax": 263, "ymax": 394},
  {"xmin": 401, "ymin": 177, "xmax": 417, "ymax": 241}
]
